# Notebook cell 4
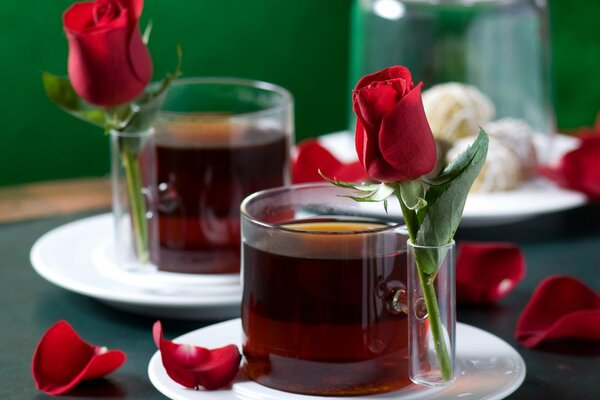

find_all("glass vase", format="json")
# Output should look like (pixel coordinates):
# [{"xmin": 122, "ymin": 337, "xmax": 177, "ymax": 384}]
[
  {"xmin": 407, "ymin": 240, "xmax": 456, "ymax": 386},
  {"xmin": 110, "ymin": 128, "xmax": 158, "ymax": 270}
]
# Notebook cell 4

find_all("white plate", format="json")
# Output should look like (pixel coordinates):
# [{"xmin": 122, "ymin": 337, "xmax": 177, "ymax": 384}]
[
  {"xmin": 318, "ymin": 132, "xmax": 586, "ymax": 227},
  {"xmin": 148, "ymin": 319, "xmax": 526, "ymax": 400},
  {"xmin": 30, "ymin": 214, "xmax": 242, "ymax": 320}
]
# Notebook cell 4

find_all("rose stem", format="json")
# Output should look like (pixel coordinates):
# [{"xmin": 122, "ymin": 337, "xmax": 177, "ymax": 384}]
[
  {"xmin": 120, "ymin": 140, "xmax": 149, "ymax": 263},
  {"xmin": 397, "ymin": 191, "xmax": 453, "ymax": 381}
]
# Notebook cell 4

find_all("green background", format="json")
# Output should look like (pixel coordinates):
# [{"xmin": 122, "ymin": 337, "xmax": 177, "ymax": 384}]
[{"xmin": 0, "ymin": 0, "xmax": 598, "ymax": 187}]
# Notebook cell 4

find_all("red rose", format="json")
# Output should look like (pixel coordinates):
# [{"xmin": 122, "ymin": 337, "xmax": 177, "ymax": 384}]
[
  {"xmin": 63, "ymin": 0, "xmax": 153, "ymax": 107},
  {"xmin": 353, "ymin": 66, "xmax": 436, "ymax": 183}
]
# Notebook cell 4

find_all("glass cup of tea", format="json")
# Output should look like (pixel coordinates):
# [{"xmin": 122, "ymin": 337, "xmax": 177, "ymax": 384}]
[
  {"xmin": 240, "ymin": 183, "xmax": 412, "ymax": 396},
  {"xmin": 154, "ymin": 78, "xmax": 293, "ymax": 274}
]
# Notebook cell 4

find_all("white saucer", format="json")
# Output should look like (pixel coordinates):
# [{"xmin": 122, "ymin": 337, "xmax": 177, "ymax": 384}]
[
  {"xmin": 148, "ymin": 319, "xmax": 526, "ymax": 400},
  {"xmin": 319, "ymin": 132, "xmax": 586, "ymax": 227},
  {"xmin": 30, "ymin": 214, "xmax": 242, "ymax": 320}
]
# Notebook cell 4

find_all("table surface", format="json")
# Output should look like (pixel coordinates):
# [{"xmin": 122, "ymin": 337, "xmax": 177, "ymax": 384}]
[{"xmin": 1, "ymin": 205, "xmax": 599, "ymax": 400}]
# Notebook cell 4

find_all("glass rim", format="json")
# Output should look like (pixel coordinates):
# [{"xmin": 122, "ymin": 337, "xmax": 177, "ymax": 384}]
[
  {"xmin": 158, "ymin": 76, "xmax": 293, "ymax": 119},
  {"xmin": 108, "ymin": 127, "xmax": 155, "ymax": 137},
  {"xmin": 240, "ymin": 182, "xmax": 404, "ymax": 235},
  {"xmin": 407, "ymin": 239, "xmax": 456, "ymax": 249}
]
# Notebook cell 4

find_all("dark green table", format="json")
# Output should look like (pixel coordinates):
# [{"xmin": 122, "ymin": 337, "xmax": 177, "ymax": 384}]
[{"xmin": 1, "ymin": 205, "xmax": 599, "ymax": 399}]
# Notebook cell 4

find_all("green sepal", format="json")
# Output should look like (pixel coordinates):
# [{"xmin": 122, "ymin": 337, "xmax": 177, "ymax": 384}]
[
  {"xmin": 318, "ymin": 169, "xmax": 374, "ymax": 191},
  {"xmin": 319, "ymin": 170, "xmax": 394, "ymax": 205},
  {"xmin": 142, "ymin": 20, "xmax": 153, "ymax": 45},
  {"xmin": 399, "ymin": 180, "xmax": 427, "ymax": 211}
]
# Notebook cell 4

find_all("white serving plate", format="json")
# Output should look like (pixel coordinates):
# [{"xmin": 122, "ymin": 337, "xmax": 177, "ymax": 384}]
[
  {"xmin": 30, "ymin": 214, "xmax": 242, "ymax": 320},
  {"xmin": 318, "ymin": 131, "xmax": 586, "ymax": 227}
]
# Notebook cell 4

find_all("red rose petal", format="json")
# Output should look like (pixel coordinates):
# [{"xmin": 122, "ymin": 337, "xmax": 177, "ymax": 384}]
[
  {"xmin": 355, "ymin": 118, "xmax": 368, "ymax": 167},
  {"xmin": 292, "ymin": 139, "xmax": 368, "ymax": 183},
  {"xmin": 63, "ymin": 0, "xmax": 152, "ymax": 106},
  {"xmin": 153, "ymin": 321, "xmax": 241, "ymax": 390},
  {"xmin": 456, "ymin": 242, "xmax": 526, "ymax": 304},
  {"xmin": 516, "ymin": 276, "xmax": 600, "ymax": 348},
  {"xmin": 539, "ymin": 136, "xmax": 600, "ymax": 201},
  {"xmin": 354, "ymin": 66, "xmax": 412, "ymax": 92},
  {"xmin": 32, "ymin": 321, "xmax": 126, "ymax": 395},
  {"xmin": 377, "ymin": 84, "xmax": 437, "ymax": 182},
  {"xmin": 355, "ymin": 82, "xmax": 403, "ymax": 135}
]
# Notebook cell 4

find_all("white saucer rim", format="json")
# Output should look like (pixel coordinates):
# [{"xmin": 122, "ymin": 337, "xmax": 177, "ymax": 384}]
[
  {"xmin": 147, "ymin": 318, "xmax": 527, "ymax": 400},
  {"xmin": 30, "ymin": 214, "xmax": 242, "ymax": 308}
]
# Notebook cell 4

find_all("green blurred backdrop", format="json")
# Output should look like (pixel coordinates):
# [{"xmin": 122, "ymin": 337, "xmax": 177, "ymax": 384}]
[{"xmin": 0, "ymin": 0, "xmax": 598, "ymax": 187}]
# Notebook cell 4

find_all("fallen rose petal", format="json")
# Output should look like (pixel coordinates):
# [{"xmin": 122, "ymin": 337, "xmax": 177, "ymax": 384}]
[
  {"xmin": 456, "ymin": 242, "xmax": 526, "ymax": 304},
  {"xmin": 539, "ymin": 134, "xmax": 600, "ymax": 201},
  {"xmin": 292, "ymin": 139, "xmax": 368, "ymax": 184},
  {"xmin": 153, "ymin": 321, "xmax": 241, "ymax": 390},
  {"xmin": 32, "ymin": 320, "xmax": 126, "ymax": 395},
  {"xmin": 516, "ymin": 275, "xmax": 600, "ymax": 348}
]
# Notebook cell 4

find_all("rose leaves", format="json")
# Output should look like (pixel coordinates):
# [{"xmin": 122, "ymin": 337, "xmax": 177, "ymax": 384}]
[
  {"xmin": 32, "ymin": 321, "xmax": 126, "ymax": 395},
  {"xmin": 153, "ymin": 321, "xmax": 241, "ymax": 390}
]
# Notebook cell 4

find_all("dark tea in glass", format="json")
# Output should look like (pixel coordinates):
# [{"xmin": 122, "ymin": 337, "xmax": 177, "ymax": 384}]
[
  {"xmin": 241, "ymin": 185, "xmax": 410, "ymax": 396},
  {"xmin": 154, "ymin": 78, "xmax": 293, "ymax": 274}
]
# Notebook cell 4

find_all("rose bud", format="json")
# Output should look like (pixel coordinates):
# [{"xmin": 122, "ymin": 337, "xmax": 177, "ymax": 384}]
[
  {"xmin": 63, "ymin": 0, "xmax": 153, "ymax": 106},
  {"xmin": 153, "ymin": 321, "xmax": 241, "ymax": 390},
  {"xmin": 32, "ymin": 321, "xmax": 126, "ymax": 395},
  {"xmin": 353, "ymin": 66, "xmax": 437, "ymax": 183}
]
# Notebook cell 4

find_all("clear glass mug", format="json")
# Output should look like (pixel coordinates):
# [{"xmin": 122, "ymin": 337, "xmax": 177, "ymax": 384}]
[
  {"xmin": 153, "ymin": 78, "xmax": 293, "ymax": 274},
  {"xmin": 240, "ymin": 183, "xmax": 457, "ymax": 395}
]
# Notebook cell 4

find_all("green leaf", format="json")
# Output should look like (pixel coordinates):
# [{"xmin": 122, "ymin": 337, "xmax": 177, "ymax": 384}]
[
  {"xmin": 399, "ymin": 180, "xmax": 427, "ymax": 211},
  {"xmin": 318, "ymin": 170, "xmax": 370, "ymax": 190},
  {"xmin": 416, "ymin": 130, "xmax": 489, "ymax": 256},
  {"xmin": 421, "ymin": 137, "xmax": 482, "ymax": 187},
  {"xmin": 42, "ymin": 72, "xmax": 107, "ymax": 128}
]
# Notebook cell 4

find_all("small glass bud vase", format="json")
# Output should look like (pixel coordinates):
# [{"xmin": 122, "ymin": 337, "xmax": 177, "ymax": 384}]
[
  {"xmin": 110, "ymin": 128, "xmax": 158, "ymax": 270},
  {"xmin": 407, "ymin": 240, "xmax": 456, "ymax": 386}
]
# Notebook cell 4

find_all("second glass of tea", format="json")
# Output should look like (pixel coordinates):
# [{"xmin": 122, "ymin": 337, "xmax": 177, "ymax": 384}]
[
  {"xmin": 241, "ymin": 184, "xmax": 411, "ymax": 396},
  {"xmin": 154, "ymin": 78, "xmax": 293, "ymax": 274}
]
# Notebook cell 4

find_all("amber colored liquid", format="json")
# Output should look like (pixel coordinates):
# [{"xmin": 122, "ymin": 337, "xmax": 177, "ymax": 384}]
[
  {"xmin": 155, "ymin": 122, "xmax": 288, "ymax": 273},
  {"xmin": 242, "ymin": 220, "xmax": 410, "ymax": 396}
]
